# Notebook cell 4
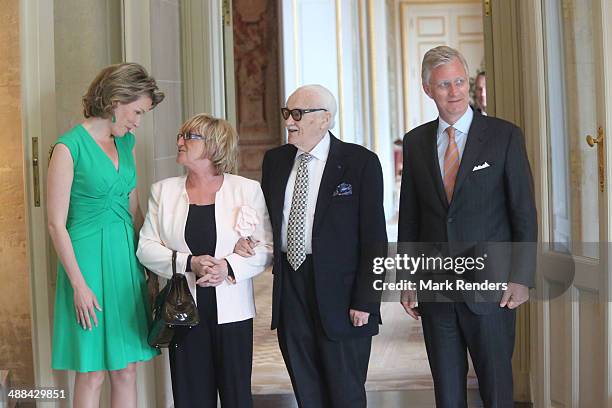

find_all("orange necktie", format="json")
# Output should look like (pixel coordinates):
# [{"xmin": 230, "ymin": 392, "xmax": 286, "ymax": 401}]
[{"xmin": 443, "ymin": 126, "xmax": 459, "ymax": 202}]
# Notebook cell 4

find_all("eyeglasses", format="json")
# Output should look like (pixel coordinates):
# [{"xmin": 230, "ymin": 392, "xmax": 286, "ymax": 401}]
[
  {"xmin": 177, "ymin": 133, "xmax": 204, "ymax": 141},
  {"xmin": 280, "ymin": 108, "xmax": 328, "ymax": 121},
  {"xmin": 433, "ymin": 77, "xmax": 467, "ymax": 91}
]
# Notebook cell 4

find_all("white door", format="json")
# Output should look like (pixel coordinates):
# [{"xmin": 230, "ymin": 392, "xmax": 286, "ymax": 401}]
[
  {"xmin": 400, "ymin": 1, "xmax": 484, "ymax": 131},
  {"xmin": 535, "ymin": 0, "xmax": 612, "ymax": 406}
]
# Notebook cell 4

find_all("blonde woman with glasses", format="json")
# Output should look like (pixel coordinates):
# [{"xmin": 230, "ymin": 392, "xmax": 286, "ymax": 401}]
[{"xmin": 137, "ymin": 113, "xmax": 273, "ymax": 408}]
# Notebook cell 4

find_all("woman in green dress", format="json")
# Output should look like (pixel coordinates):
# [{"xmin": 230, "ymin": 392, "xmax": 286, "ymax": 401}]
[{"xmin": 47, "ymin": 63, "xmax": 164, "ymax": 407}]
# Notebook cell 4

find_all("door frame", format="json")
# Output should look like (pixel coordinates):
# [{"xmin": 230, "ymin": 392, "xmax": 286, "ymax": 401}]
[
  {"xmin": 519, "ymin": 0, "xmax": 612, "ymax": 405},
  {"xmin": 20, "ymin": 0, "xmax": 58, "ymax": 388},
  {"xmin": 397, "ymin": 0, "xmax": 483, "ymax": 132}
]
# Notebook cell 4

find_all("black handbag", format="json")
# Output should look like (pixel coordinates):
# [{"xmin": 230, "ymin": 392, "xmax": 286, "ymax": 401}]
[{"xmin": 148, "ymin": 250, "xmax": 199, "ymax": 348}]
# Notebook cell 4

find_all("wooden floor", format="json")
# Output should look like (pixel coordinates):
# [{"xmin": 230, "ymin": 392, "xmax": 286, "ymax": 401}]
[
  {"xmin": 252, "ymin": 273, "xmax": 477, "ymax": 394},
  {"xmin": 253, "ymin": 390, "xmax": 533, "ymax": 407}
]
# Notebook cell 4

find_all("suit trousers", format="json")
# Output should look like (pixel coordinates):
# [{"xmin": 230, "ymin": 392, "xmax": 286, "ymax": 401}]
[
  {"xmin": 420, "ymin": 302, "xmax": 516, "ymax": 408},
  {"xmin": 170, "ymin": 286, "xmax": 253, "ymax": 408},
  {"xmin": 277, "ymin": 254, "xmax": 372, "ymax": 408}
]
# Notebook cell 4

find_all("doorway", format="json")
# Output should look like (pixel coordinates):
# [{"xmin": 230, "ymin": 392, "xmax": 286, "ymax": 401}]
[
  {"xmin": 398, "ymin": 0, "xmax": 485, "ymax": 131},
  {"xmin": 532, "ymin": 0, "xmax": 612, "ymax": 405}
]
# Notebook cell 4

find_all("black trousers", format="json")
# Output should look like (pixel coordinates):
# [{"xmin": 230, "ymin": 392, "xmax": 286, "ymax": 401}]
[
  {"xmin": 277, "ymin": 254, "xmax": 372, "ymax": 408},
  {"xmin": 420, "ymin": 302, "xmax": 516, "ymax": 408},
  {"xmin": 169, "ymin": 286, "xmax": 253, "ymax": 408}
]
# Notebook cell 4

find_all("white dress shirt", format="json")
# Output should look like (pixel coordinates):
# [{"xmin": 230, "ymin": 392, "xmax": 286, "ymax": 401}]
[
  {"xmin": 436, "ymin": 107, "xmax": 474, "ymax": 178},
  {"xmin": 281, "ymin": 133, "xmax": 331, "ymax": 253}
]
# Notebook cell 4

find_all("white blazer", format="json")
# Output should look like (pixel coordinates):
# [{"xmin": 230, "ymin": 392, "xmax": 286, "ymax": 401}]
[{"xmin": 136, "ymin": 173, "xmax": 273, "ymax": 324}]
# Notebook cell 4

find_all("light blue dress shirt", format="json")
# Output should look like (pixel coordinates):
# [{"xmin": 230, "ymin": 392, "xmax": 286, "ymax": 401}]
[{"xmin": 436, "ymin": 107, "xmax": 474, "ymax": 178}]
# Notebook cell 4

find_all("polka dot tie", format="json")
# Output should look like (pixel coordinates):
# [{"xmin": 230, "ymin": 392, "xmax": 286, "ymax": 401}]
[{"xmin": 287, "ymin": 153, "xmax": 313, "ymax": 271}]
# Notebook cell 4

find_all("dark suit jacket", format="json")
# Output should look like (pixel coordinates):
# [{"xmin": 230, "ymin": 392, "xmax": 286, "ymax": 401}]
[
  {"xmin": 398, "ymin": 112, "xmax": 537, "ymax": 314},
  {"xmin": 262, "ymin": 133, "xmax": 388, "ymax": 340}
]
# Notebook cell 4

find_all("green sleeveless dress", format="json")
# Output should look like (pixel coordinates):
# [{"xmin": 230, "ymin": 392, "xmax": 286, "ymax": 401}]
[{"xmin": 51, "ymin": 124, "xmax": 159, "ymax": 372}]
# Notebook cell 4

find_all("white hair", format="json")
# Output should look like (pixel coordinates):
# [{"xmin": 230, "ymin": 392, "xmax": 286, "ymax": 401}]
[{"xmin": 289, "ymin": 84, "xmax": 337, "ymax": 128}]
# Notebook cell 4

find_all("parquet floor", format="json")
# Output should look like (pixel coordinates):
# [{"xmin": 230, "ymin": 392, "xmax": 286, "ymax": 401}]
[{"xmin": 251, "ymin": 272, "xmax": 478, "ymax": 395}]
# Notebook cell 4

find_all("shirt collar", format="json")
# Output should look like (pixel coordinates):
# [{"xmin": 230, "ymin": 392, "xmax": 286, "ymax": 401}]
[
  {"xmin": 297, "ymin": 132, "xmax": 330, "ymax": 162},
  {"xmin": 437, "ymin": 107, "xmax": 474, "ymax": 137}
]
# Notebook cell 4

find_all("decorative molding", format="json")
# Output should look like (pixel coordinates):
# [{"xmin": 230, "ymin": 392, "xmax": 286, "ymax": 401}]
[
  {"xmin": 488, "ymin": 0, "xmax": 531, "ymax": 402},
  {"xmin": 399, "ymin": 0, "xmax": 479, "ymax": 3},
  {"xmin": 457, "ymin": 15, "xmax": 483, "ymax": 35},
  {"xmin": 457, "ymin": 38, "xmax": 485, "ymax": 58},
  {"xmin": 601, "ymin": 0, "xmax": 612, "ymax": 400},
  {"xmin": 20, "ymin": 0, "xmax": 56, "ymax": 389},
  {"xmin": 400, "ymin": 2, "xmax": 410, "ymax": 132},
  {"xmin": 416, "ymin": 40, "xmax": 443, "ymax": 121},
  {"xmin": 399, "ymin": 0, "xmax": 484, "ymax": 131},
  {"xmin": 367, "ymin": 0, "xmax": 378, "ymax": 152},
  {"xmin": 591, "ymin": 0, "xmax": 612, "ymax": 402},
  {"xmin": 223, "ymin": 0, "xmax": 237, "ymax": 128},
  {"xmin": 416, "ymin": 16, "xmax": 446, "ymax": 36},
  {"xmin": 490, "ymin": 0, "xmax": 523, "ymax": 123},
  {"xmin": 358, "ymin": 0, "xmax": 371, "ymax": 147}
]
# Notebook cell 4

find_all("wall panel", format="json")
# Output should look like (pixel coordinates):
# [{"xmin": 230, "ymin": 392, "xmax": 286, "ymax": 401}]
[{"xmin": 0, "ymin": 0, "xmax": 33, "ymax": 388}]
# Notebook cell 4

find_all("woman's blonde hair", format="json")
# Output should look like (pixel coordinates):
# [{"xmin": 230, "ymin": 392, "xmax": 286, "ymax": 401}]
[
  {"xmin": 180, "ymin": 113, "xmax": 239, "ymax": 174},
  {"xmin": 82, "ymin": 63, "xmax": 165, "ymax": 119}
]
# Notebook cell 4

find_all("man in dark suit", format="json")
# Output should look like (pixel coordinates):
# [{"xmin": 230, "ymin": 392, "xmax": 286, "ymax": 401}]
[
  {"xmin": 398, "ymin": 46, "xmax": 537, "ymax": 407},
  {"xmin": 261, "ymin": 84, "xmax": 387, "ymax": 407},
  {"xmin": 471, "ymin": 71, "xmax": 487, "ymax": 115}
]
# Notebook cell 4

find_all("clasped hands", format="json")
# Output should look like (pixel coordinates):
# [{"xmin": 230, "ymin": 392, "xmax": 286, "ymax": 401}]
[{"xmin": 191, "ymin": 255, "xmax": 229, "ymax": 287}]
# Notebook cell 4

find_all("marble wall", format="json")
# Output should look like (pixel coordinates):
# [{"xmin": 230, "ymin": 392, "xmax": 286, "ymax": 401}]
[
  {"xmin": 0, "ymin": 0, "xmax": 34, "ymax": 388},
  {"xmin": 233, "ymin": 0, "xmax": 282, "ymax": 180}
]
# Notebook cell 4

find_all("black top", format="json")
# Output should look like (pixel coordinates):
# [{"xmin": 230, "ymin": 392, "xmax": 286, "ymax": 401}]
[
  {"xmin": 184, "ymin": 204, "xmax": 235, "ymax": 279},
  {"xmin": 185, "ymin": 204, "xmax": 217, "ymax": 258}
]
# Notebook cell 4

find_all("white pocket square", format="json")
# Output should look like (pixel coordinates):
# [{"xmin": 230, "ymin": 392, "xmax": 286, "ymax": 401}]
[{"xmin": 472, "ymin": 162, "xmax": 490, "ymax": 171}]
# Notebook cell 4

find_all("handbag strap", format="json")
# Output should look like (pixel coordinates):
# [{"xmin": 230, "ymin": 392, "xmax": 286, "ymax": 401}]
[{"xmin": 172, "ymin": 250, "xmax": 177, "ymax": 276}]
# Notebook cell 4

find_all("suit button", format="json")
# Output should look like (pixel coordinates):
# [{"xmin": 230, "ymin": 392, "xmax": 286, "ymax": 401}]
[{"xmin": 447, "ymin": 217, "xmax": 454, "ymax": 223}]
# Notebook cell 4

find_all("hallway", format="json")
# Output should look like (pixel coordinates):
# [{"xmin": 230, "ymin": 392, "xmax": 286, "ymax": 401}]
[{"xmin": 251, "ymin": 272, "xmax": 478, "ymax": 395}]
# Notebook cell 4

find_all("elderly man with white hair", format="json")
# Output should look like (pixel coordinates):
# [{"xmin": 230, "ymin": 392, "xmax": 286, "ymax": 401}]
[{"xmin": 257, "ymin": 84, "xmax": 387, "ymax": 407}]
